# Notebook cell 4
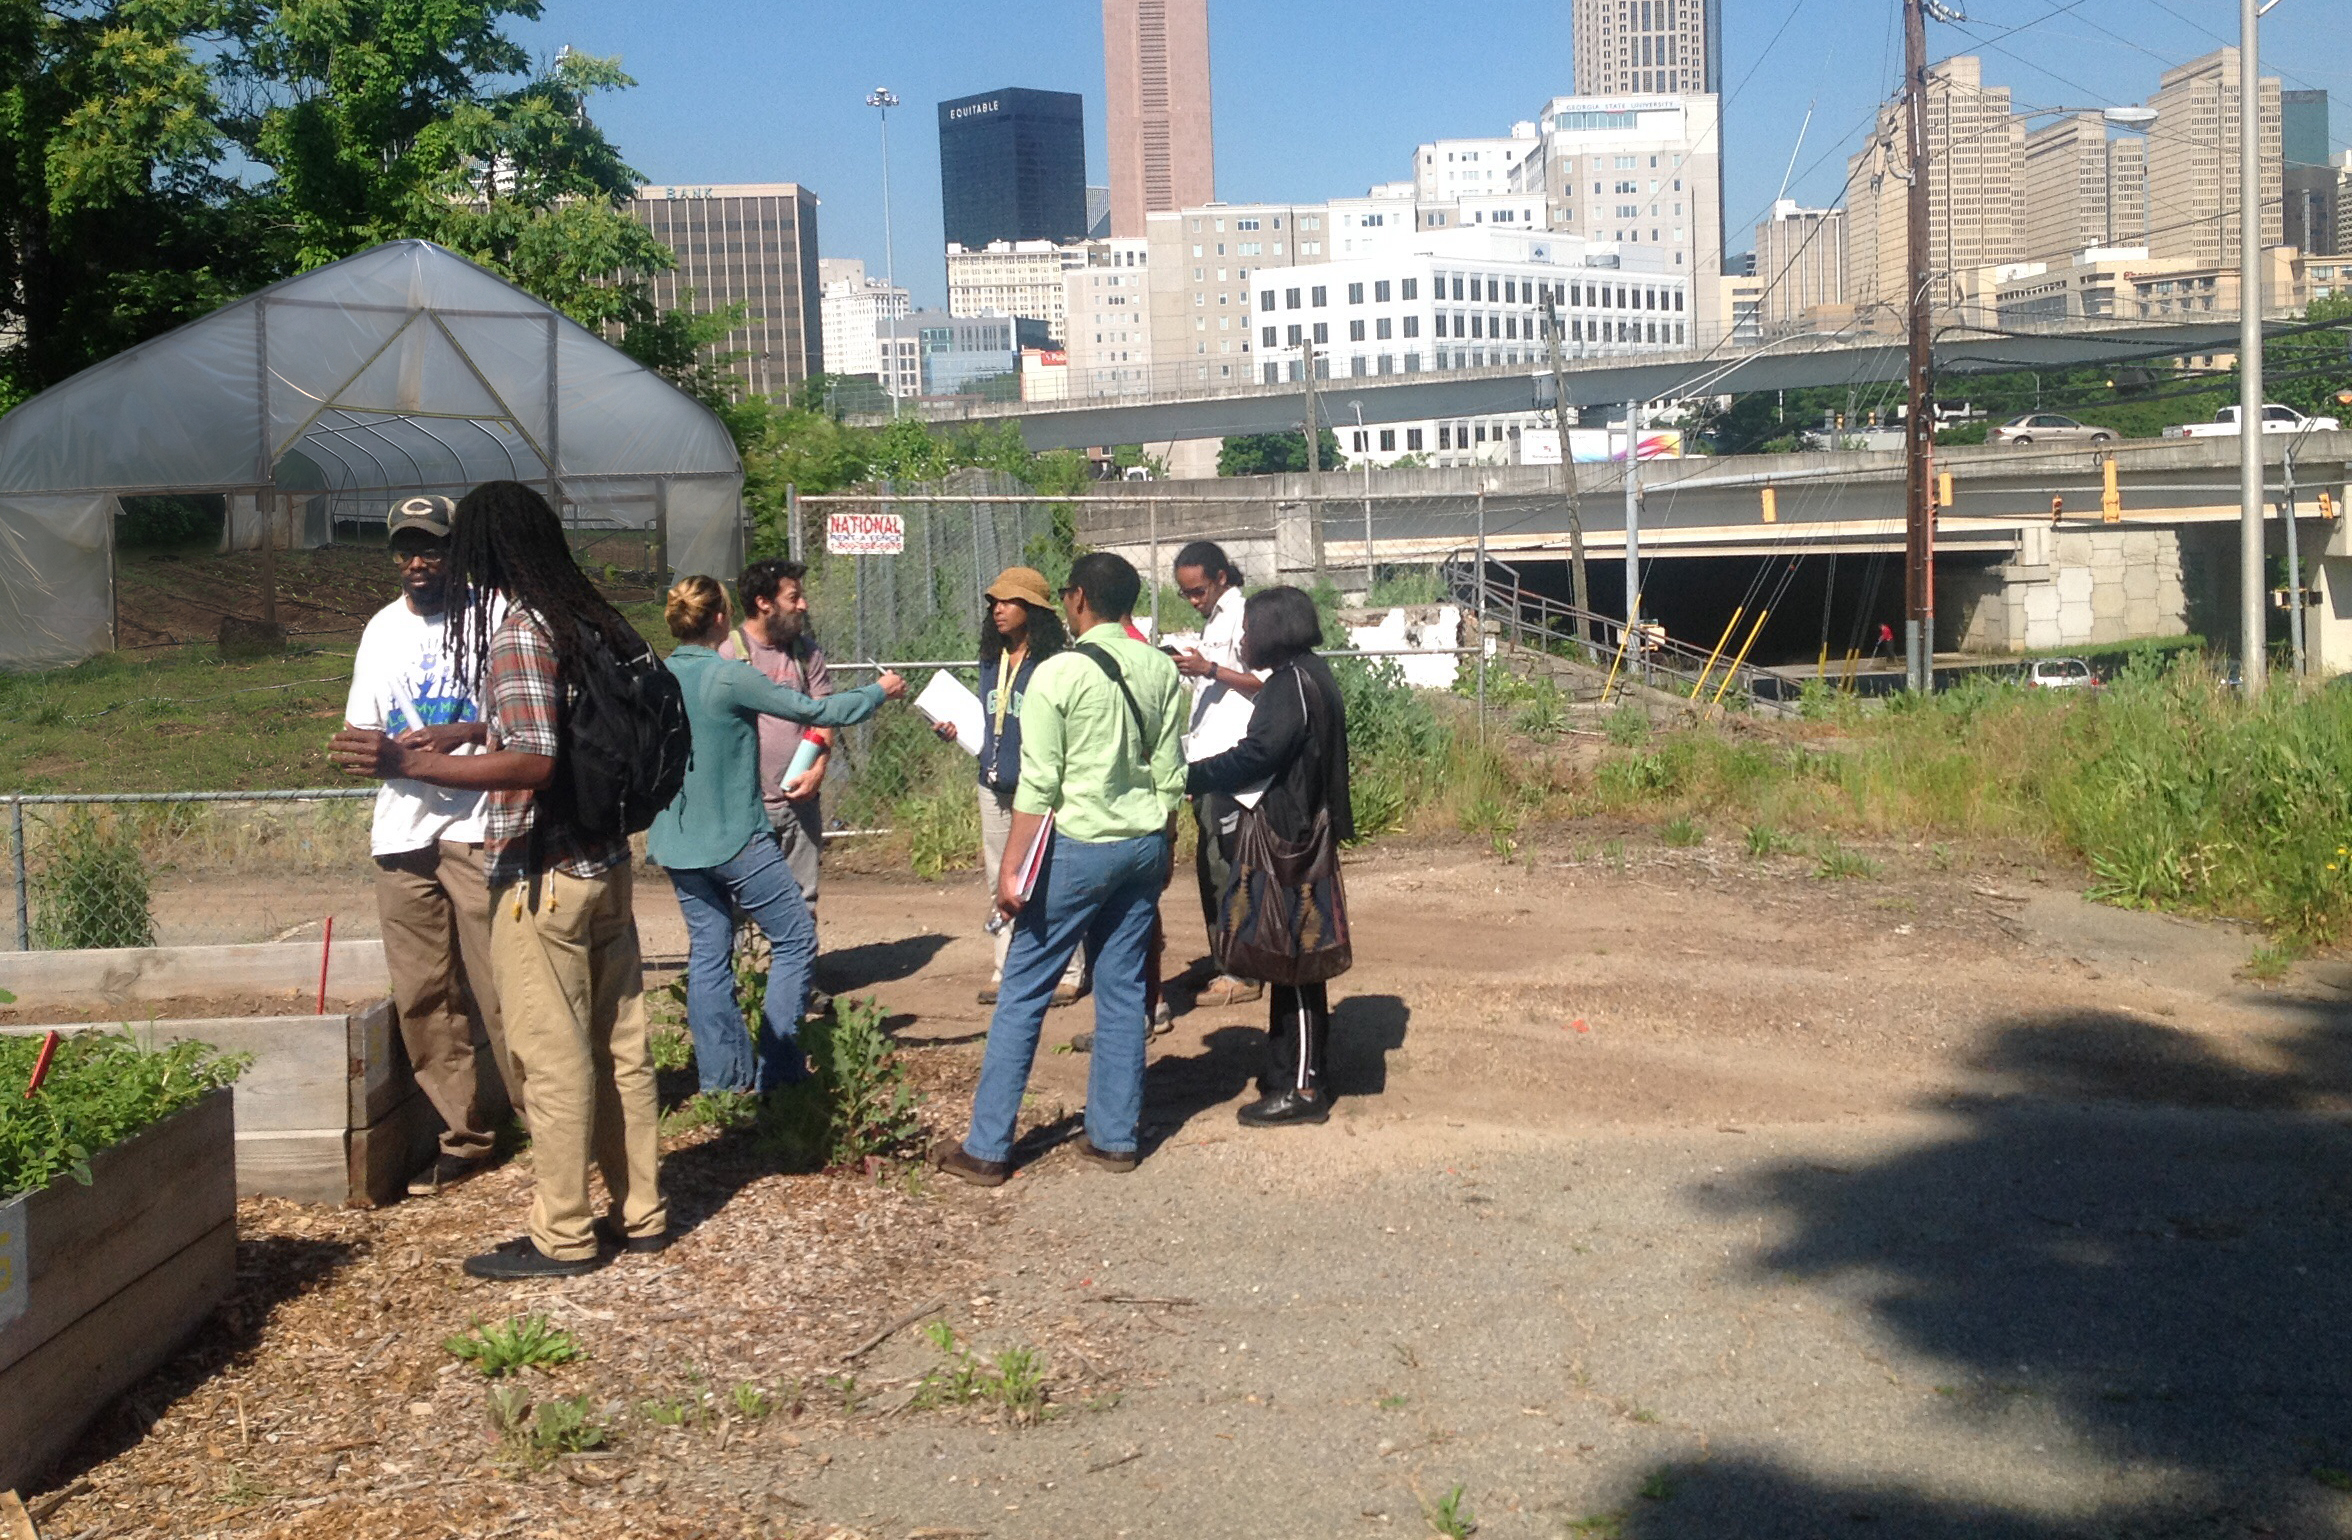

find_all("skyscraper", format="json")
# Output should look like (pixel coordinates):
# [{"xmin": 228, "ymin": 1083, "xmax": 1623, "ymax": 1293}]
[
  {"xmin": 2284, "ymin": 89, "xmax": 2330, "ymax": 167},
  {"xmin": 1844, "ymin": 58, "xmax": 2020, "ymax": 322},
  {"xmin": 1571, "ymin": 0, "xmax": 1719, "ymax": 97},
  {"xmin": 936, "ymin": 88, "xmax": 1088, "ymax": 249},
  {"xmin": 2144, "ymin": 48, "xmax": 2281, "ymax": 268},
  {"xmin": 628, "ymin": 183, "xmax": 822, "ymax": 395},
  {"xmin": 1103, "ymin": 0, "xmax": 1215, "ymax": 238}
]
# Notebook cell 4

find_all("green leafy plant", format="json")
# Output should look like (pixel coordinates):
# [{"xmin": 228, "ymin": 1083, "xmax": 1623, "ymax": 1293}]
[
  {"xmin": 640, "ymin": 1396, "xmax": 698, "ymax": 1428},
  {"xmin": 912, "ymin": 1324, "xmax": 1052, "ymax": 1424},
  {"xmin": 1744, "ymin": 823, "xmax": 1798, "ymax": 858},
  {"xmin": 648, "ymin": 1024, "xmax": 693, "ymax": 1073},
  {"xmin": 1659, "ymin": 814, "xmax": 1703, "ymax": 848},
  {"xmin": 1639, "ymin": 1468, "xmax": 1678, "ymax": 1501},
  {"xmin": 1424, "ymin": 1483, "xmax": 1478, "ymax": 1537},
  {"xmin": 30, "ymin": 807, "xmax": 154, "ymax": 949},
  {"xmin": 1813, "ymin": 841, "xmax": 1882, "ymax": 881},
  {"xmin": 758, "ymin": 995, "xmax": 924, "ymax": 1170},
  {"xmin": 1604, "ymin": 704, "xmax": 1652, "ymax": 746},
  {"xmin": 1, "ymin": 1033, "xmax": 246, "ymax": 1201},
  {"xmin": 731, "ymin": 1382, "xmax": 775, "ymax": 1420},
  {"xmin": 442, "ymin": 1314, "xmax": 584, "ymax": 1378},
  {"xmin": 493, "ymin": 1392, "xmax": 607, "ymax": 1468}
]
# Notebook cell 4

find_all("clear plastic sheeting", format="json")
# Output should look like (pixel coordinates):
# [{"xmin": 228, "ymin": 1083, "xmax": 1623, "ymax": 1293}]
[
  {"xmin": 0, "ymin": 493, "xmax": 112, "ymax": 669},
  {"xmin": 0, "ymin": 240, "xmax": 744, "ymax": 670}
]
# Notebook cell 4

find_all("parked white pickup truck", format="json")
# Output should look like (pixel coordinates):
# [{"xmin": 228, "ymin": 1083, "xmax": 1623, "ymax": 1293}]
[{"xmin": 2165, "ymin": 403, "xmax": 2342, "ymax": 439}]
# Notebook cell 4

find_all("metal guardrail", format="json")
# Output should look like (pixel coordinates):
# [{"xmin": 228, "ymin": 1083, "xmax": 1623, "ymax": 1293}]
[{"xmin": 1441, "ymin": 551, "xmax": 1794, "ymax": 712}]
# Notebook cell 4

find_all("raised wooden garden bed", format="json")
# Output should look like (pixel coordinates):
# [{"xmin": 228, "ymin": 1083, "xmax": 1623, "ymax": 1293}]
[
  {"xmin": 0, "ymin": 940, "xmax": 496, "ymax": 1205},
  {"xmin": 0, "ymin": 1087, "xmax": 236, "ymax": 1493}
]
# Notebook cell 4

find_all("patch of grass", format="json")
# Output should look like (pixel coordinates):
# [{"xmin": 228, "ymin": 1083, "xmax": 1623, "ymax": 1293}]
[
  {"xmin": 2313, "ymin": 1466, "xmax": 2352, "ymax": 1492},
  {"xmin": 1813, "ymin": 841, "xmax": 1881, "ymax": 881},
  {"xmin": 1659, "ymin": 814, "xmax": 1703, "ymax": 848},
  {"xmin": 2, "ymin": 1033, "xmax": 247, "ymax": 1201},
  {"xmin": 1377, "ymin": 1392, "xmax": 1410, "ymax": 1410},
  {"xmin": 1424, "ymin": 1483, "xmax": 1478, "ymax": 1538},
  {"xmin": 731, "ymin": 1382, "xmax": 775, "ymax": 1420},
  {"xmin": 1627, "ymin": 1406, "xmax": 1660, "ymax": 1424},
  {"xmin": 639, "ymin": 1396, "xmax": 697, "ymax": 1428},
  {"xmin": 660, "ymin": 1088, "xmax": 761, "ymax": 1137},
  {"xmin": 2243, "ymin": 937, "xmax": 2308, "ymax": 982},
  {"xmin": 1745, "ymin": 822, "xmax": 1799, "ymax": 858},
  {"xmin": 0, "ymin": 643, "xmax": 364, "ymax": 793},
  {"xmin": 912, "ymin": 1322, "xmax": 1052, "ymax": 1425},
  {"xmin": 214, "ymin": 1466, "xmax": 277, "ymax": 1507},
  {"xmin": 442, "ymin": 1314, "xmax": 584, "ymax": 1378},
  {"xmin": 491, "ymin": 1392, "xmax": 608, "ymax": 1469},
  {"xmin": 1567, "ymin": 1513, "xmax": 1626, "ymax": 1537},
  {"xmin": 1604, "ymin": 704, "xmax": 1651, "ymax": 746},
  {"xmin": 1639, "ymin": 1468, "xmax": 1678, "ymax": 1501}
]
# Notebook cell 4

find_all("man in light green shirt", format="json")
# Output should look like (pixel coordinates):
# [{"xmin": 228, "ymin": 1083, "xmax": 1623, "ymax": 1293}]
[{"xmin": 935, "ymin": 553, "xmax": 1185, "ymax": 1184}]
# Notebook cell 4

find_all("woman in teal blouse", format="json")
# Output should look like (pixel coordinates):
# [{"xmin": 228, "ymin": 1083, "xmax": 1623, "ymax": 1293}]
[{"xmin": 651, "ymin": 576, "xmax": 906, "ymax": 1093}]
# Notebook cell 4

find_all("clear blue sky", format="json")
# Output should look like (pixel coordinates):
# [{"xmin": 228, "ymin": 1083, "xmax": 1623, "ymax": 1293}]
[{"xmin": 513, "ymin": 1, "xmax": 2352, "ymax": 310}]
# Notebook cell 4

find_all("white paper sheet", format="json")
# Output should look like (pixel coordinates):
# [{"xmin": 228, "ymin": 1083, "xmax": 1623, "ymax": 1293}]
[{"xmin": 914, "ymin": 670, "xmax": 984, "ymax": 756}]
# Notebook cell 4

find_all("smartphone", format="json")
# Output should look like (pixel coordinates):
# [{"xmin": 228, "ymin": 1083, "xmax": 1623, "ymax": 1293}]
[{"xmin": 1158, "ymin": 644, "xmax": 1181, "ymax": 656}]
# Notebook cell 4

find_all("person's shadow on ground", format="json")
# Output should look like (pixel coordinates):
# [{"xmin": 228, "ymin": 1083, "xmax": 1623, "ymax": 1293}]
[
  {"xmin": 815, "ymin": 932, "xmax": 953, "ymax": 996},
  {"xmin": 1600, "ymin": 1003, "xmax": 2352, "ymax": 1537}
]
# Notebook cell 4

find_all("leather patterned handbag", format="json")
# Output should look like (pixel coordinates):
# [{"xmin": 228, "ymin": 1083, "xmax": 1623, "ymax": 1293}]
[{"xmin": 1214, "ymin": 672, "xmax": 1353, "ymax": 986}]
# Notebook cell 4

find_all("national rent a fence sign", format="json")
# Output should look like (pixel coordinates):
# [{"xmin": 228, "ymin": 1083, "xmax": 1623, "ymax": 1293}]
[{"xmin": 826, "ymin": 512, "xmax": 906, "ymax": 556}]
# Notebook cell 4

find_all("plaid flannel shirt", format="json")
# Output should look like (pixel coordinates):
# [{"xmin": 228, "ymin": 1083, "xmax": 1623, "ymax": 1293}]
[{"xmin": 483, "ymin": 609, "xmax": 631, "ymax": 890}]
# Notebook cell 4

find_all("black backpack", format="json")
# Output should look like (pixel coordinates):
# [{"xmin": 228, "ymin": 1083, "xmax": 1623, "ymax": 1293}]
[{"xmin": 545, "ymin": 621, "xmax": 691, "ymax": 839}]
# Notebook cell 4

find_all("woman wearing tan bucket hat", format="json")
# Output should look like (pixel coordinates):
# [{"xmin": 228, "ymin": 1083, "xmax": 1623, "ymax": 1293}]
[{"xmin": 934, "ymin": 567, "xmax": 1086, "ymax": 1006}]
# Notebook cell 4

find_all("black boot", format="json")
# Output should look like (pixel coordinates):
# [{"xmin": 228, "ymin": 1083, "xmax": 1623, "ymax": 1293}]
[{"xmin": 1237, "ymin": 1087, "xmax": 1331, "ymax": 1127}]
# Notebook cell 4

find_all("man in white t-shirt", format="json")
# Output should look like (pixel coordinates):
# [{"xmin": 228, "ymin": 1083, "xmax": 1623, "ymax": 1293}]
[
  {"xmin": 344, "ymin": 496, "xmax": 514, "ymax": 1196},
  {"xmin": 1169, "ymin": 542, "xmax": 1266, "ymax": 1008}
]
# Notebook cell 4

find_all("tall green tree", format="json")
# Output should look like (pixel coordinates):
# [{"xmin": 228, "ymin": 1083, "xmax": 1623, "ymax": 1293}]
[{"xmin": 0, "ymin": 0, "xmax": 259, "ymax": 403}]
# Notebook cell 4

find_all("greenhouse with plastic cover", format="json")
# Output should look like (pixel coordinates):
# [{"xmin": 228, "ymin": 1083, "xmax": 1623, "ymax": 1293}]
[{"xmin": 0, "ymin": 240, "xmax": 743, "ymax": 670}]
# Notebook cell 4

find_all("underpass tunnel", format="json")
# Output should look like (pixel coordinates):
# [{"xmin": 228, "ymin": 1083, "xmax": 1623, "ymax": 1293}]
[{"xmin": 1500, "ymin": 550, "xmax": 1957, "ymax": 668}]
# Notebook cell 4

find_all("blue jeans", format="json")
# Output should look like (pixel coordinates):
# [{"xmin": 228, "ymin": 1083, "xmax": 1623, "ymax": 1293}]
[
  {"xmin": 962, "ymin": 830, "xmax": 1169, "ymax": 1164},
  {"xmin": 667, "ymin": 831, "xmax": 816, "ymax": 1094}
]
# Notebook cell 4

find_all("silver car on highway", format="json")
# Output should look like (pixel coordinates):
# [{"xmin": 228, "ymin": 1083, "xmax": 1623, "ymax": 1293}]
[{"xmin": 1991, "ymin": 412, "xmax": 2115, "ymax": 448}]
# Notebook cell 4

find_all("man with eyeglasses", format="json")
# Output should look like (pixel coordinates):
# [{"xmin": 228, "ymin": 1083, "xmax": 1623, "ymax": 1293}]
[{"xmin": 341, "ymin": 495, "xmax": 516, "ymax": 1197}]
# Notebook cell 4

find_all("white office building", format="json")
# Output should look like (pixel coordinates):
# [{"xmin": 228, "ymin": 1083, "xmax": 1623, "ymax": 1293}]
[
  {"xmin": 1061, "ymin": 237, "xmax": 1155, "ymax": 397},
  {"xmin": 1412, "ymin": 127, "xmax": 1545, "ymax": 202},
  {"xmin": 1530, "ymin": 94, "xmax": 1723, "ymax": 335},
  {"xmin": 945, "ymin": 239, "xmax": 1088, "ymax": 342},
  {"xmin": 818, "ymin": 260, "xmax": 912, "ymax": 382},
  {"xmin": 1252, "ymin": 229, "xmax": 1690, "ymax": 469}
]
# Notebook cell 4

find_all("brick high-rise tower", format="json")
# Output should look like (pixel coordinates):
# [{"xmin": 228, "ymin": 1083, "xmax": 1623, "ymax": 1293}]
[{"xmin": 1103, "ymin": 0, "xmax": 1215, "ymax": 238}]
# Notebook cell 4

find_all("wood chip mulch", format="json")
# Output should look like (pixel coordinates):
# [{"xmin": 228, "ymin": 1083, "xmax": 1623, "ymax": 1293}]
[{"xmin": 28, "ymin": 1112, "xmax": 1000, "ymax": 1540}]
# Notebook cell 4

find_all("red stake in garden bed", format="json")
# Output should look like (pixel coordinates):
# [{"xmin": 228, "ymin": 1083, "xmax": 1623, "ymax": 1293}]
[
  {"xmin": 317, "ymin": 915, "xmax": 334, "ymax": 1015},
  {"xmin": 24, "ymin": 1029, "xmax": 61, "ymax": 1097}
]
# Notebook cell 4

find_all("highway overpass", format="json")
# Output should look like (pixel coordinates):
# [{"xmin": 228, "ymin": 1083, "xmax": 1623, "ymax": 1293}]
[
  {"xmin": 1063, "ymin": 430, "xmax": 2352, "ymax": 669},
  {"xmin": 881, "ymin": 317, "xmax": 2259, "ymax": 450}
]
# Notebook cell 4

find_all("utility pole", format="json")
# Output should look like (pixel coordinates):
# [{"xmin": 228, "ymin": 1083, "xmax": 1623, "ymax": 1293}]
[
  {"xmin": 2236, "ymin": 0, "xmax": 2266, "ymax": 697},
  {"xmin": 1623, "ymin": 396, "xmax": 1644, "ymax": 628},
  {"xmin": 1542, "ymin": 291, "xmax": 1593, "ymax": 651},
  {"xmin": 1901, "ymin": 0, "xmax": 1936, "ymax": 694},
  {"xmin": 1303, "ymin": 338, "xmax": 1326, "ymax": 584}
]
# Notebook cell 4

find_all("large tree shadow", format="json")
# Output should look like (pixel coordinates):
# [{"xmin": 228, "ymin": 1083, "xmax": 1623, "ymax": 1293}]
[{"xmin": 1609, "ymin": 1006, "xmax": 2352, "ymax": 1537}]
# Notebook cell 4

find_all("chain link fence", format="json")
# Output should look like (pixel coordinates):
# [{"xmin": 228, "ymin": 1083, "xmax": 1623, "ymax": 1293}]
[{"xmin": 4, "ymin": 791, "xmax": 378, "ymax": 952}]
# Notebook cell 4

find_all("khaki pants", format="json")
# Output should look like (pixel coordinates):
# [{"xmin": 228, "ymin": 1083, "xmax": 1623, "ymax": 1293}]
[
  {"xmin": 490, "ymin": 864, "xmax": 665, "ymax": 1261},
  {"xmin": 375, "ymin": 840, "xmax": 513, "ymax": 1159},
  {"xmin": 979, "ymin": 786, "xmax": 1086, "ymax": 989}
]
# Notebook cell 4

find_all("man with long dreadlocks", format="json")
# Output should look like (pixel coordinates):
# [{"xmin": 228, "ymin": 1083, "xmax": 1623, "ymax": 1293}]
[{"xmin": 331, "ymin": 480, "xmax": 665, "ymax": 1279}]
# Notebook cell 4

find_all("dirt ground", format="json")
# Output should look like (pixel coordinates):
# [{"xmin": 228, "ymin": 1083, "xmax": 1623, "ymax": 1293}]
[{"xmin": 20, "ymin": 829, "xmax": 2352, "ymax": 1539}]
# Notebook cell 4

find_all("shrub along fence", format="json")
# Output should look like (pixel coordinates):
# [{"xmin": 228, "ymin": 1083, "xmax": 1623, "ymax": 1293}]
[{"xmin": 3, "ymin": 789, "xmax": 375, "ymax": 951}]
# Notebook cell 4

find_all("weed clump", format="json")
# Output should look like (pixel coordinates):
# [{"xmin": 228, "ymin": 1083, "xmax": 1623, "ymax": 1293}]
[{"xmin": 443, "ymin": 1314, "xmax": 584, "ymax": 1377}]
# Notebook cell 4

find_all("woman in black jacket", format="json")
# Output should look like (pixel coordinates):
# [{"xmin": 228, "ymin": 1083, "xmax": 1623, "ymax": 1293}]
[{"xmin": 1184, "ymin": 585, "xmax": 1354, "ymax": 1127}]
